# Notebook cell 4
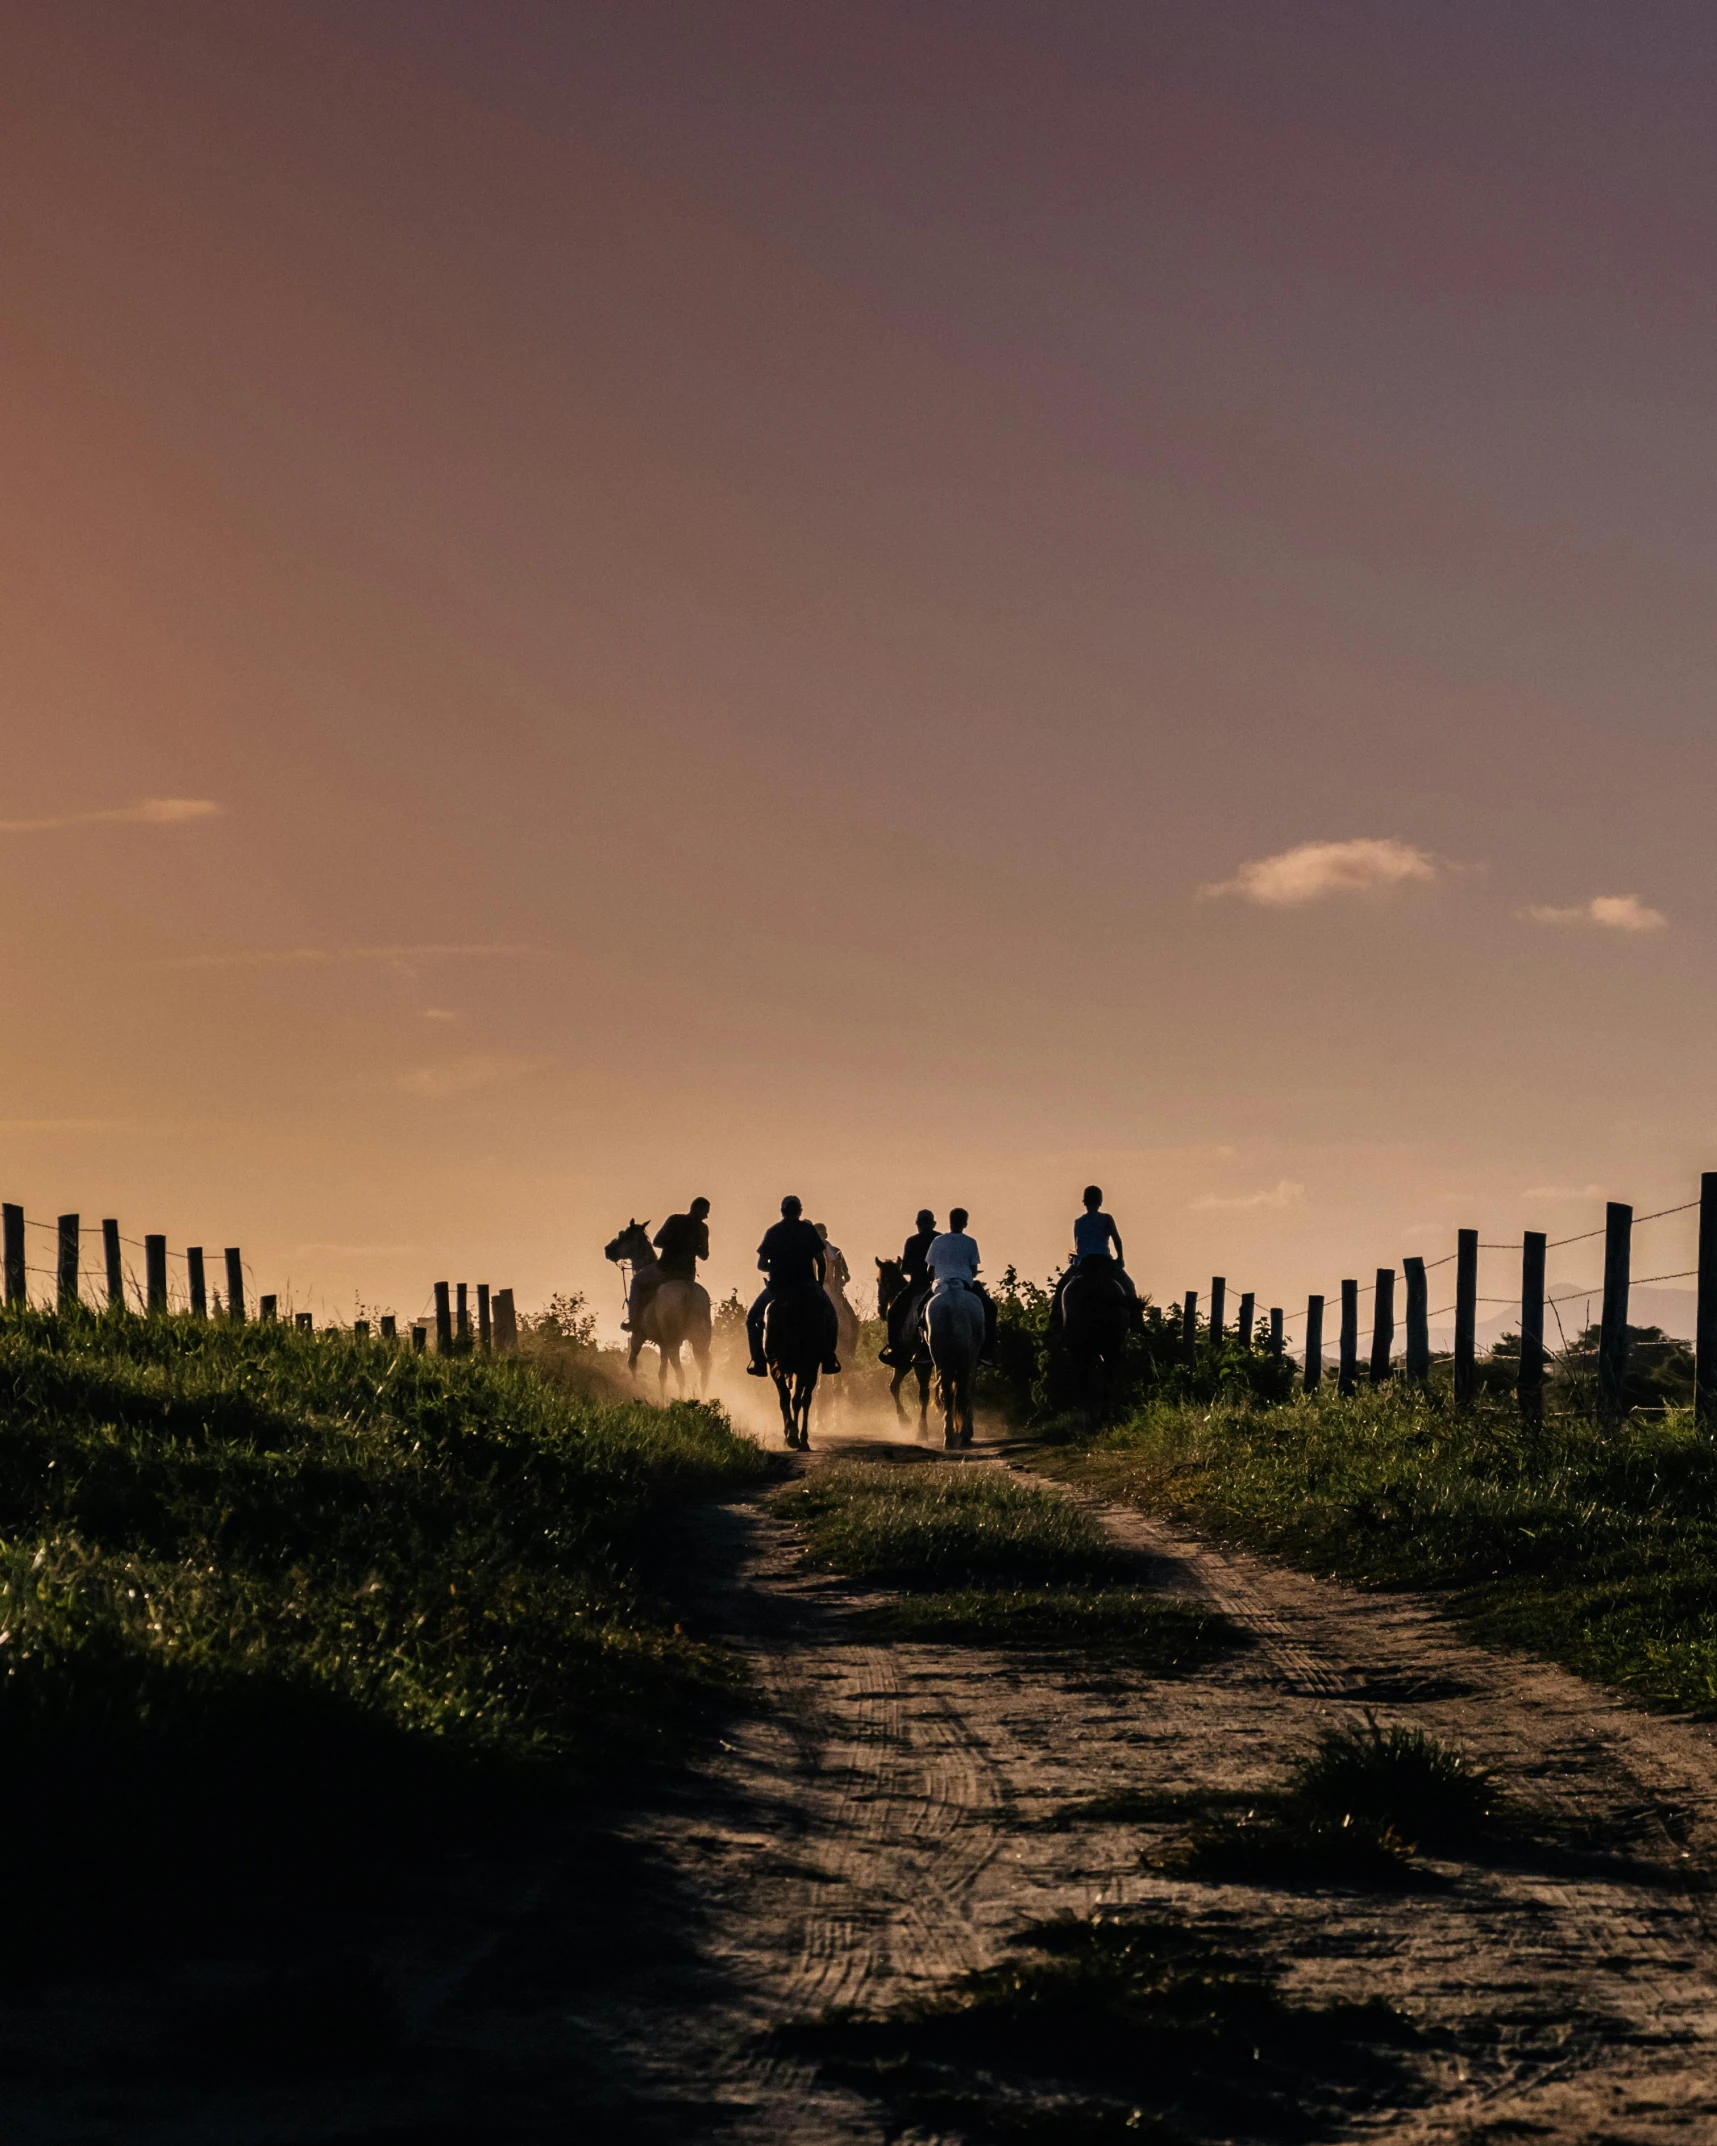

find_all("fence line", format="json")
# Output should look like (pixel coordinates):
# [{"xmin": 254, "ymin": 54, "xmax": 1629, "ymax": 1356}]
[
  {"xmin": 0, "ymin": 1200, "xmax": 517, "ymax": 1357},
  {"xmin": 1167, "ymin": 1175, "xmax": 1717, "ymax": 1427}
]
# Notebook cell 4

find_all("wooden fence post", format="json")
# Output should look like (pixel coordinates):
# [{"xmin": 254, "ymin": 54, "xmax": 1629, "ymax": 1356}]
[
  {"xmin": 1181, "ymin": 1290, "xmax": 1197, "ymax": 1369},
  {"xmin": 478, "ymin": 1282, "xmax": 492, "ymax": 1353},
  {"xmin": 102, "ymin": 1220, "xmax": 124, "ymax": 1311},
  {"xmin": 1269, "ymin": 1306, "xmax": 1283, "ymax": 1360},
  {"xmin": 412, "ymin": 1323, "xmax": 427, "ymax": 1353},
  {"xmin": 295, "ymin": 1311, "xmax": 314, "ymax": 1333},
  {"xmin": 456, "ymin": 1282, "xmax": 470, "ymax": 1350},
  {"xmin": 354, "ymin": 1319, "xmax": 369, "ymax": 1340},
  {"xmin": 1303, "ymin": 1295, "xmax": 1324, "ymax": 1392},
  {"xmin": 1699, "ymin": 1174, "xmax": 1717, "ymax": 1432},
  {"xmin": 57, "ymin": 1215, "xmax": 79, "ymax": 1310},
  {"xmin": 1403, "ymin": 1256, "xmax": 1429, "ymax": 1383},
  {"xmin": 1454, "ymin": 1229, "xmax": 1478, "ymax": 1407},
  {"xmin": 1520, "ymin": 1230, "xmax": 1547, "ymax": 1426},
  {"xmin": 2, "ymin": 1205, "xmax": 23, "ymax": 1306},
  {"xmin": 380, "ymin": 1314, "xmax": 397, "ymax": 1340},
  {"xmin": 225, "ymin": 1249, "xmax": 245, "ymax": 1323},
  {"xmin": 259, "ymin": 1294, "xmax": 277, "ymax": 1321},
  {"xmin": 1236, "ymin": 1292, "xmax": 1254, "ymax": 1350},
  {"xmin": 493, "ymin": 1288, "xmax": 518, "ymax": 1354},
  {"xmin": 187, "ymin": 1247, "xmax": 207, "ymax": 1319},
  {"xmin": 434, "ymin": 1282, "xmax": 453, "ymax": 1354},
  {"xmin": 1369, "ymin": 1268, "xmax": 1395, "ymax": 1385},
  {"xmin": 1338, "ymin": 1280, "xmax": 1358, "ymax": 1396},
  {"xmin": 1209, "ymin": 1277, "xmax": 1226, "ymax": 1353},
  {"xmin": 145, "ymin": 1235, "xmax": 167, "ymax": 1313},
  {"xmin": 1599, "ymin": 1201, "xmax": 1632, "ymax": 1426}
]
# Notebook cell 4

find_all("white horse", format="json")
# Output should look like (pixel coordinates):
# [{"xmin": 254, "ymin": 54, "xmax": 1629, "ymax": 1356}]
[
  {"xmin": 603, "ymin": 1220, "xmax": 712, "ymax": 1399},
  {"xmin": 817, "ymin": 1228, "xmax": 860, "ymax": 1370},
  {"xmin": 926, "ymin": 1281, "xmax": 983, "ymax": 1447}
]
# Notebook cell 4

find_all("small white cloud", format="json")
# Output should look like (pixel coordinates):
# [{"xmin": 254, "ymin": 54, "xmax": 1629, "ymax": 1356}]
[
  {"xmin": 1191, "ymin": 1179, "xmax": 1305, "ymax": 1212},
  {"xmin": 0, "ymin": 796, "xmax": 222, "ymax": 834},
  {"xmin": 1201, "ymin": 838, "xmax": 1436, "ymax": 907},
  {"xmin": 396, "ymin": 1053, "xmax": 552, "ymax": 1100},
  {"xmin": 422, "ymin": 1008, "xmax": 456, "ymax": 1021},
  {"xmin": 1522, "ymin": 1183, "xmax": 1606, "ymax": 1202},
  {"xmin": 1520, "ymin": 895, "xmax": 1665, "ymax": 932}
]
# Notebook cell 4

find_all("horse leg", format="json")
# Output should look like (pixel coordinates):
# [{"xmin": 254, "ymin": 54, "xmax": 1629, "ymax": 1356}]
[
  {"xmin": 693, "ymin": 1342, "xmax": 710, "ymax": 1399},
  {"xmin": 960, "ymin": 1367, "xmax": 974, "ymax": 1446},
  {"xmin": 917, "ymin": 1362, "xmax": 931, "ymax": 1427},
  {"xmin": 772, "ymin": 1369, "xmax": 795, "ymax": 1445},
  {"xmin": 890, "ymin": 1363, "xmax": 908, "ymax": 1421}
]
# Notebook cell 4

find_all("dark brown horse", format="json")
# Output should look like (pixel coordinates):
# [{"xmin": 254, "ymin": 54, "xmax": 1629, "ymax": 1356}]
[
  {"xmin": 875, "ymin": 1257, "xmax": 932, "ymax": 1426},
  {"xmin": 1058, "ymin": 1261, "xmax": 1131, "ymax": 1415},
  {"xmin": 763, "ymin": 1282, "xmax": 826, "ymax": 1449}
]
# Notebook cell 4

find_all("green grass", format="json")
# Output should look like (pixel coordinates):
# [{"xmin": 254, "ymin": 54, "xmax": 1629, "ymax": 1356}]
[
  {"xmin": 859, "ymin": 1587, "xmax": 1241, "ymax": 1673},
  {"xmin": 781, "ymin": 1456, "xmax": 1128, "ymax": 1589},
  {"xmin": 1042, "ymin": 1385, "xmax": 1717, "ymax": 1715},
  {"xmin": 774, "ymin": 1908, "xmax": 1417, "ymax": 2143},
  {"xmin": 1164, "ymin": 1720, "xmax": 1495, "ymax": 1890},
  {"xmin": 0, "ymin": 1304, "xmax": 770, "ymax": 1969}
]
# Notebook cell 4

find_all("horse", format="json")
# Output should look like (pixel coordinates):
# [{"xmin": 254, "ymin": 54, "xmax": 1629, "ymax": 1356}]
[
  {"xmin": 817, "ymin": 1230, "xmax": 860, "ymax": 1371},
  {"xmin": 1058, "ymin": 1260, "xmax": 1131, "ymax": 1416},
  {"xmin": 875, "ymin": 1256, "xmax": 932, "ymax": 1426},
  {"xmin": 603, "ymin": 1219, "xmax": 712, "ymax": 1399},
  {"xmin": 926, "ymin": 1281, "xmax": 983, "ymax": 1447},
  {"xmin": 762, "ymin": 1282, "xmax": 826, "ymax": 1449}
]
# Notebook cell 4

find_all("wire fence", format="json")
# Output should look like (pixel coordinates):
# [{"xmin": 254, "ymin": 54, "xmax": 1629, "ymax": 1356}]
[
  {"xmin": 0, "ymin": 1203, "xmax": 516, "ymax": 1352},
  {"xmin": 1156, "ymin": 1179, "xmax": 1715, "ymax": 1416}
]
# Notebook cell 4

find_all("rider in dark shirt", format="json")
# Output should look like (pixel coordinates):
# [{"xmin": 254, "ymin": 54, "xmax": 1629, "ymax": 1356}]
[
  {"xmin": 653, "ymin": 1199, "xmax": 710, "ymax": 1281},
  {"xmin": 879, "ymin": 1209, "xmax": 936, "ymax": 1367},
  {"xmin": 747, "ymin": 1196, "xmax": 840, "ymax": 1375}
]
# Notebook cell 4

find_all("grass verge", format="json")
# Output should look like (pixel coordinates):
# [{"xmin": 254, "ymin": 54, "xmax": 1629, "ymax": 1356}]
[
  {"xmin": 780, "ymin": 1455, "xmax": 1128, "ymax": 1589},
  {"xmin": 773, "ymin": 1906, "xmax": 1419, "ymax": 2143},
  {"xmin": 0, "ymin": 1304, "xmax": 770, "ymax": 1972},
  {"xmin": 858, "ymin": 1588, "xmax": 1239, "ymax": 1673},
  {"xmin": 1041, "ymin": 1385, "xmax": 1717, "ymax": 1715}
]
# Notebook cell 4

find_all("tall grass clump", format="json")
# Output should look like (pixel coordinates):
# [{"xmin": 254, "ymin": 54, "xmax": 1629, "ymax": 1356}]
[
  {"xmin": 1047, "ymin": 1380, "xmax": 1717, "ymax": 1713},
  {"xmin": 0, "ymin": 1304, "xmax": 769, "ymax": 1968},
  {"xmin": 782, "ymin": 1458, "xmax": 1128, "ymax": 1590}
]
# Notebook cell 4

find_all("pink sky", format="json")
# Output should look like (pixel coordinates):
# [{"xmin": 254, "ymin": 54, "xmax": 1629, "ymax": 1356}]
[{"xmin": 2, "ymin": 1, "xmax": 1713, "ymax": 1329}]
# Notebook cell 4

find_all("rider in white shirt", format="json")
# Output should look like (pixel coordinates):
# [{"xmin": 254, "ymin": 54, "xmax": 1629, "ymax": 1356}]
[
  {"xmin": 926, "ymin": 1208, "xmax": 996, "ymax": 1360},
  {"xmin": 927, "ymin": 1224, "xmax": 980, "ymax": 1284}
]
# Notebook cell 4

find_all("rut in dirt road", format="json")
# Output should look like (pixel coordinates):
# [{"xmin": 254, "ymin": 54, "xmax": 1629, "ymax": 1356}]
[{"xmin": 604, "ymin": 1430, "xmax": 1717, "ymax": 2143}]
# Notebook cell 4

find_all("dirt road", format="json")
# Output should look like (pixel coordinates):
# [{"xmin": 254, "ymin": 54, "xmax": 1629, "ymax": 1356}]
[{"xmin": 602, "ymin": 1416, "xmax": 1717, "ymax": 2142}]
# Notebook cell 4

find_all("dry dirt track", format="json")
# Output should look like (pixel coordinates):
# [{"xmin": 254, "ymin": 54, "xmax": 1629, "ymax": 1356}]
[{"xmin": 599, "ymin": 1416, "xmax": 1717, "ymax": 2143}]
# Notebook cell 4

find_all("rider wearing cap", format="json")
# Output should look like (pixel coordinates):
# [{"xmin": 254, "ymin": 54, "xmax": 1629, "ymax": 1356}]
[{"xmin": 879, "ymin": 1208, "xmax": 937, "ymax": 1367}]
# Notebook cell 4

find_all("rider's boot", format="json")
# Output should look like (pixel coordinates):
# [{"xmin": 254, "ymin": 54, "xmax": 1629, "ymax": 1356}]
[{"xmin": 746, "ymin": 1358, "xmax": 768, "ymax": 1377}]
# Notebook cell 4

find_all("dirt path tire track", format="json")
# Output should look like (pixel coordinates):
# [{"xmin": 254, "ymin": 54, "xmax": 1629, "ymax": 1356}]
[{"xmin": 603, "ymin": 1436, "xmax": 1717, "ymax": 2142}]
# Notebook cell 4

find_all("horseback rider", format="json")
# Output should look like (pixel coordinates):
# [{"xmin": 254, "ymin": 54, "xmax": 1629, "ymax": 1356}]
[
  {"xmin": 746, "ymin": 1195, "xmax": 842, "ymax": 1377},
  {"xmin": 621, "ymin": 1197, "xmax": 709, "ymax": 1331},
  {"xmin": 927, "ymin": 1207, "xmax": 998, "ymax": 1364},
  {"xmin": 878, "ymin": 1208, "xmax": 936, "ymax": 1367},
  {"xmin": 1052, "ymin": 1184, "xmax": 1139, "ymax": 1328}
]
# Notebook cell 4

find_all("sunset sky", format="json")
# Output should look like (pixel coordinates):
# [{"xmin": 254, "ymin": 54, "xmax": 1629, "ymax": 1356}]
[{"xmin": 3, "ymin": 1, "xmax": 1715, "ymax": 1333}]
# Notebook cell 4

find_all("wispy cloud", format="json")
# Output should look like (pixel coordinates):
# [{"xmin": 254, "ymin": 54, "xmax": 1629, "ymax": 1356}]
[
  {"xmin": 1520, "ymin": 895, "xmax": 1666, "ymax": 933},
  {"xmin": 1191, "ymin": 1179, "xmax": 1305, "ymax": 1212},
  {"xmin": 1201, "ymin": 838, "xmax": 1436, "ymax": 907},
  {"xmin": 1522, "ymin": 1183, "xmax": 1606, "ymax": 1202},
  {"xmin": 0, "ymin": 797, "xmax": 222, "ymax": 834},
  {"xmin": 0, "ymin": 1118, "xmax": 125, "ymax": 1132},
  {"xmin": 395, "ymin": 1053, "xmax": 553, "ymax": 1100},
  {"xmin": 294, "ymin": 1242, "xmax": 424, "ymax": 1258},
  {"xmin": 151, "ymin": 943, "xmax": 537, "ymax": 971}
]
